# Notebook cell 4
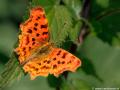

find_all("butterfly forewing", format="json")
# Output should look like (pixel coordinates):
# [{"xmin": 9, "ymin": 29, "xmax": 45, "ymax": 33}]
[{"xmin": 15, "ymin": 7, "xmax": 49, "ymax": 64}]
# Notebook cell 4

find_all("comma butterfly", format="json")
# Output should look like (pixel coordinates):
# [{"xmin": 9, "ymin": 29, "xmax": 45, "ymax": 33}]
[{"xmin": 15, "ymin": 7, "xmax": 81, "ymax": 80}]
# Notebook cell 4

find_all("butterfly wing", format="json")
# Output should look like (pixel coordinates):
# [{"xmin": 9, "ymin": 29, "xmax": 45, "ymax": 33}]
[
  {"xmin": 23, "ymin": 48, "xmax": 81, "ymax": 79},
  {"xmin": 49, "ymin": 48, "xmax": 81, "ymax": 77},
  {"xmin": 15, "ymin": 7, "xmax": 49, "ymax": 63}
]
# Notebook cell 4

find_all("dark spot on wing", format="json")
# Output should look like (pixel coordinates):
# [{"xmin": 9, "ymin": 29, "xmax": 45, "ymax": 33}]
[
  {"xmin": 62, "ymin": 53, "xmax": 68, "ymax": 59},
  {"xmin": 53, "ymin": 58, "xmax": 56, "ymax": 61},
  {"xmin": 35, "ymin": 68, "xmax": 38, "ymax": 71},
  {"xmin": 23, "ymin": 47, "xmax": 25, "ymax": 51},
  {"xmin": 29, "ymin": 47, "xmax": 31, "ymax": 50},
  {"xmin": 36, "ymin": 33, "xmax": 40, "ymax": 36},
  {"xmin": 38, "ymin": 63, "xmax": 41, "ymax": 65},
  {"xmin": 32, "ymin": 38, "xmax": 35, "ymax": 41},
  {"xmin": 57, "ymin": 50, "xmax": 61, "ymax": 56},
  {"xmin": 33, "ymin": 27, "xmax": 37, "ymax": 31},
  {"xmin": 32, "ymin": 42, "xmax": 35, "ymax": 45},
  {"xmin": 53, "ymin": 65, "xmax": 57, "ymax": 69},
  {"xmin": 43, "ymin": 60, "xmax": 47, "ymax": 63},
  {"xmin": 57, "ymin": 61, "xmax": 60, "ymax": 64},
  {"xmin": 42, "ymin": 32, "xmax": 48, "ymax": 35},
  {"xmin": 47, "ymin": 60, "xmax": 51, "ymax": 64},
  {"xmin": 62, "ymin": 61, "xmax": 65, "ymax": 64},
  {"xmin": 41, "ymin": 24, "xmax": 47, "ymax": 28},
  {"xmin": 34, "ymin": 23, "xmax": 38, "ymax": 26},
  {"xmin": 27, "ymin": 29, "xmax": 32, "ymax": 33},
  {"xmin": 41, "ymin": 66, "xmax": 46, "ymax": 69},
  {"xmin": 36, "ymin": 16, "xmax": 41, "ymax": 20}
]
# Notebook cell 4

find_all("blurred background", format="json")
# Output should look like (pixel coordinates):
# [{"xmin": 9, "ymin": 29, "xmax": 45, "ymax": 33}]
[{"xmin": 0, "ymin": 0, "xmax": 120, "ymax": 90}]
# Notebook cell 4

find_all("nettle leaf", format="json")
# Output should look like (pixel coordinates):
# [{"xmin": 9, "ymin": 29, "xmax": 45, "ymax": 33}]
[
  {"xmin": 74, "ymin": 34, "xmax": 120, "ymax": 87},
  {"xmin": 63, "ymin": 0, "xmax": 82, "ymax": 19},
  {"xmin": 68, "ymin": 21, "xmax": 82, "ymax": 42},
  {"xmin": 47, "ymin": 5, "xmax": 73, "ymax": 45}
]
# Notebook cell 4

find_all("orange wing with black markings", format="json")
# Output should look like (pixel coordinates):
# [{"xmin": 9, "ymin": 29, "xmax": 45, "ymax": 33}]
[
  {"xmin": 15, "ymin": 7, "xmax": 81, "ymax": 80},
  {"xmin": 23, "ymin": 48, "xmax": 81, "ymax": 80},
  {"xmin": 15, "ymin": 7, "xmax": 49, "ymax": 64}
]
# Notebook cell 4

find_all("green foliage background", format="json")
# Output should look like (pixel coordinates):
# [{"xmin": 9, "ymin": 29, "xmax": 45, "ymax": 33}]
[{"xmin": 0, "ymin": 0, "xmax": 120, "ymax": 90}]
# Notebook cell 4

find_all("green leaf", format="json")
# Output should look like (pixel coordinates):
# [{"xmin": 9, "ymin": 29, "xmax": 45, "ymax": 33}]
[
  {"xmin": 63, "ymin": 0, "xmax": 82, "ymax": 19},
  {"xmin": 91, "ymin": 0, "xmax": 120, "ymax": 18},
  {"xmin": 31, "ymin": 0, "xmax": 60, "ymax": 14},
  {"xmin": 47, "ymin": 5, "xmax": 73, "ymax": 45},
  {"xmin": 61, "ymin": 77, "xmax": 91, "ymax": 90},
  {"xmin": 92, "ymin": 12, "xmax": 120, "ymax": 47},
  {"xmin": 75, "ymin": 34, "xmax": 120, "ymax": 87},
  {"xmin": 47, "ymin": 75, "xmax": 63, "ymax": 88},
  {"xmin": 31, "ymin": 0, "xmax": 59, "ymax": 7},
  {"xmin": 96, "ymin": 0, "xmax": 109, "ymax": 8},
  {"xmin": 69, "ymin": 21, "xmax": 82, "ymax": 42}
]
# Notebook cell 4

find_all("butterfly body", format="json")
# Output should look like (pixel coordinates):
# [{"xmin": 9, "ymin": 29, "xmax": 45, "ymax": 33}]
[{"xmin": 15, "ymin": 7, "xmax": 81, "ymax": 80}]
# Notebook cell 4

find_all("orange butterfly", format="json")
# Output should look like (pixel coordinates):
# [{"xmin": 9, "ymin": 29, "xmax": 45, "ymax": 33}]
[{"xmin": 15, "ymin": 7, "xmax": 81, "ymax": 80}]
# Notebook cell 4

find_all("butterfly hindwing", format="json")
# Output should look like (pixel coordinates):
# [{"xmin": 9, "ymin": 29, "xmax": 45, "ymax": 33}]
[
  {"xmin": 49, "ymin": 48, "xmax": 81, "ymax": 77},
  {"xmin": 23, "ymin": 47, "xmax": 81, "ymax": 79}
]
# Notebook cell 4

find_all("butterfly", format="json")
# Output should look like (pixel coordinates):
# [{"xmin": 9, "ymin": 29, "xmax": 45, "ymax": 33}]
[{"xmin": 15, "ymin": 7, "xmax": 81, "ymax": 80}]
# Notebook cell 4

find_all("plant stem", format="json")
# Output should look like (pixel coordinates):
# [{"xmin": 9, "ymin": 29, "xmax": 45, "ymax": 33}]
[{"xmin": 78, "ymin": 0, "xmax": 91, "ymax": 43}]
